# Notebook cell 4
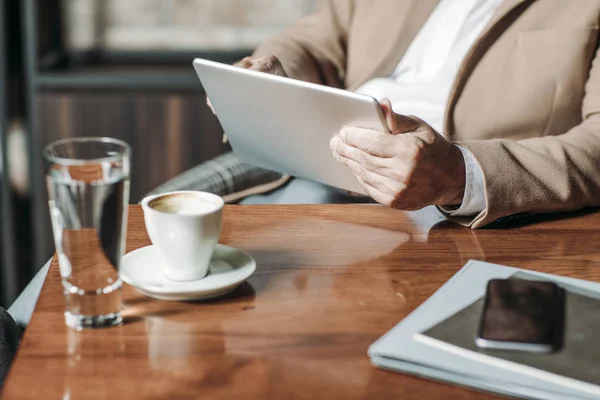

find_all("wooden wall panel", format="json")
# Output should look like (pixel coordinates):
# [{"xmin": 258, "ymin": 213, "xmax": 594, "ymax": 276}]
[
  {"xmin": 36, "ymin": 91, "xmax": 228, "ymax": 202},
  {"xmin": 35, "ymin": 90, "xmax": 229, "ymax": 261}
]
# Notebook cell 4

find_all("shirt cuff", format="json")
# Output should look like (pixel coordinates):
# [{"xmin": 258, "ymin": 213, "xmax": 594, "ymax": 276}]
[{"xmin": 440, "ymin": 145, "xmax": 486, "ymax": 217}]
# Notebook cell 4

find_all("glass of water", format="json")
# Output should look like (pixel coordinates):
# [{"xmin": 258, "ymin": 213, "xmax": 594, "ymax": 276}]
[{"xmin": 44, "ymin": 137, "xmax": 131, "ymax": 330}]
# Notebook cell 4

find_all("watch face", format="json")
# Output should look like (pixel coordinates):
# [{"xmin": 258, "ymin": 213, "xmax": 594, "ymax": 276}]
[{"xmin": 479, "ymin": 279, "xmax": 562, "ymax": 347}]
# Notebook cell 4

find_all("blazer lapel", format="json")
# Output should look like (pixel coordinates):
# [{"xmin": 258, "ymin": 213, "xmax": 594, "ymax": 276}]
[
  {"xmin": 444, "ymin": 0, "xmax": 533, "ymax": 136},
  {"xmin": 350, "ymin": 0, "xmax": 440, "ymax": 90}
]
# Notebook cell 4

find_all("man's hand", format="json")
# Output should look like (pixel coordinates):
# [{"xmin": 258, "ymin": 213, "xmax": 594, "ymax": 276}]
[
  {"xmin": 207, "ymin": 55, "xmax": 287, "ymax": 114},
  {"xmin": 234, "ymin": 55, "xmax": 288, "ymax": 77},
  {"xmin": 330, "ymin": 98, "xmax": 466, "ymax": 211}
]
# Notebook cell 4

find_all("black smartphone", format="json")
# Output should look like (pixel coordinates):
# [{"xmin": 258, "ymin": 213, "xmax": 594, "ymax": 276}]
[{"xmin": 475, "ymin": 279, "xmax": 564, "ymax": 353}]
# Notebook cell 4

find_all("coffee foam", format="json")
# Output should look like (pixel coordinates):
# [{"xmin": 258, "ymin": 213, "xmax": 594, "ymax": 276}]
[{"xmin": 149, "ymin": 193, "xmax": 218, "ymax": 215}]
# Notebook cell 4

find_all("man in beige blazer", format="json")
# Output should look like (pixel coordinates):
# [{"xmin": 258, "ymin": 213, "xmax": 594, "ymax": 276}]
[
  {"xmin": 212, "ymin": 0, "xmax": 599, "ymax": 229},
  {"xmin": 9, "ymin": 0, "xmax": 600, "ymax": 332}
]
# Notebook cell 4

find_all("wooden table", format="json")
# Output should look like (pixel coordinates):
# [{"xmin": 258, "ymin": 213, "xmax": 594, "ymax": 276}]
[{"xmin": 4, "ymin": 205, "xmax": 600, "ymax": 399}]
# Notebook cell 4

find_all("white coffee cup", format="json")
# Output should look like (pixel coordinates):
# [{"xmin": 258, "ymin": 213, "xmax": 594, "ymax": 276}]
[{"xmin": 141, "ymin": 191, "xmax": 224, "ymax": 281}]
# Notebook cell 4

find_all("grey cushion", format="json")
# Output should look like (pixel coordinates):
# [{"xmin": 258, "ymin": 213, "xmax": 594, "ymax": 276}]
[{"xmin": 146, "ymin": 152, "xmax": 290, "ymax": 202}]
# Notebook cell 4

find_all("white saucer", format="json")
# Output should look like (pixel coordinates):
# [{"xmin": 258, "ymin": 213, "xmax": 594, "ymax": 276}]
[{"xmin": 121, "ymin": 244, "xmax": 256, "ymax": 301}]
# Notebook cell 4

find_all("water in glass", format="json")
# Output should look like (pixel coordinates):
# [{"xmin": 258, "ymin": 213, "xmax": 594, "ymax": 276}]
[{"xmin": 45, "ymin": 138, "xmax": 130, "ymax": 330}]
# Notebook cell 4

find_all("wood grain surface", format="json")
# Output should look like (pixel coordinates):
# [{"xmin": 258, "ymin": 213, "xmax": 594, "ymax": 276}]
[{"xmin": 4, "ymin": 204, "xmax": 600, "ymax": 399}]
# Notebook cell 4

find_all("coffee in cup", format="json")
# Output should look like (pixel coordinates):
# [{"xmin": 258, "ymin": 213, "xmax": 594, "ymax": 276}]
[
  {"xmin": 141, "ymin": 191, "xmax": 224, "ymax": 281},
  {"xmin": 148, "ymin": 192, "xmax": 220, "ymax": 215}
]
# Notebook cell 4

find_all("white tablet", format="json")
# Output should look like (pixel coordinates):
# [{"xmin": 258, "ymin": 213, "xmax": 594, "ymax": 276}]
[{"xmin": 193, "ymin": 58, "xmax": 389, "ymax": 195}]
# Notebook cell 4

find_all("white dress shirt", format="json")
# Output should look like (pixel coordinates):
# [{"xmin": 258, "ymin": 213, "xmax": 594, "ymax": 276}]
[{"xmin": 356, "ymin": 0, "xmax": 502, "ymax": 216}]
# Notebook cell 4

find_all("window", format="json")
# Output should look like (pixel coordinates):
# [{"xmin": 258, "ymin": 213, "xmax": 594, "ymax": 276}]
[{"xmin": 62, "ymin": 0, "xmax": 318, "ymax": 52}]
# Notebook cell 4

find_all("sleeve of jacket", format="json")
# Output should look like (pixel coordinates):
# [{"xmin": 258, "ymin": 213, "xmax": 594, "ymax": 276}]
[
  {"xmin": 252, "ymin": 0, "xmax": 354, "ymax": 88},
  {"xmin": 442, "ymin": 45, "xmax": 600, "ymax": 229}
]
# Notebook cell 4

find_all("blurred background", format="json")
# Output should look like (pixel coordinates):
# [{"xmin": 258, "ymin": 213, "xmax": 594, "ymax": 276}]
[{"xmin": 0, "ymin": 0, "xmax": 317, "ymax": 308}]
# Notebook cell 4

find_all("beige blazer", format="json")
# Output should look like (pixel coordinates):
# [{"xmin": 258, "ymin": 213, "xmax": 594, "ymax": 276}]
[{"xmin": 253, "ymin": 0, "xmax": 600, "ymax": 228}]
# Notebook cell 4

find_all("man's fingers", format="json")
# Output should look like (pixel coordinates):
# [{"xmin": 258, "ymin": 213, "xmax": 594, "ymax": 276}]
[
  {"xmin": 333, "ymin": 154, "xmax": 396, "ymax": 206},
  {"xmin": 333, "ymin": 152, "xmax": 382, "ymax": 186},
  {"xmin": 252, "ymin": 56, "xmax": 285, "ymax": 75},
  {"xmin": 236, "ymin": 56, "xmax": 287, "ymax": 77},
  {"xmin": 337, "ymin": 128, "xmax": 396, "ymax": 158},
  {"xmin": 330, "ymin": 136, "xmax": 391, "ymax": 173},
  {"xmin": 357, "ymin": 177, "xmax": 395, "ymax": 207},
  {"xmin": 380, "ymin": 98, "xmax": 423, "ymax": 134},
  {"xmin": 235, "ymin": 57, "xmax": 255, "ymax": 69},
  {"xmin": 206, "ymin": 96, "xmax": 216, "ymax": 114},
  {"xmin": 356, "ymin": 175, "xmax": 390, "ymax": 205}
]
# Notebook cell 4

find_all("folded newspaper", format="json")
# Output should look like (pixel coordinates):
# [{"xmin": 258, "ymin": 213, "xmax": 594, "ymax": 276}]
[{"xmin": 368, "ymin": 260, "xmax": 600, "ymax": 400}]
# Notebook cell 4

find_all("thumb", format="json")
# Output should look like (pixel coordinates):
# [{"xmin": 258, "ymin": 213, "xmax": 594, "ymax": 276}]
[{"xmin": 380, "ymin": 98, "xmax": 422, "ymax": 134}]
